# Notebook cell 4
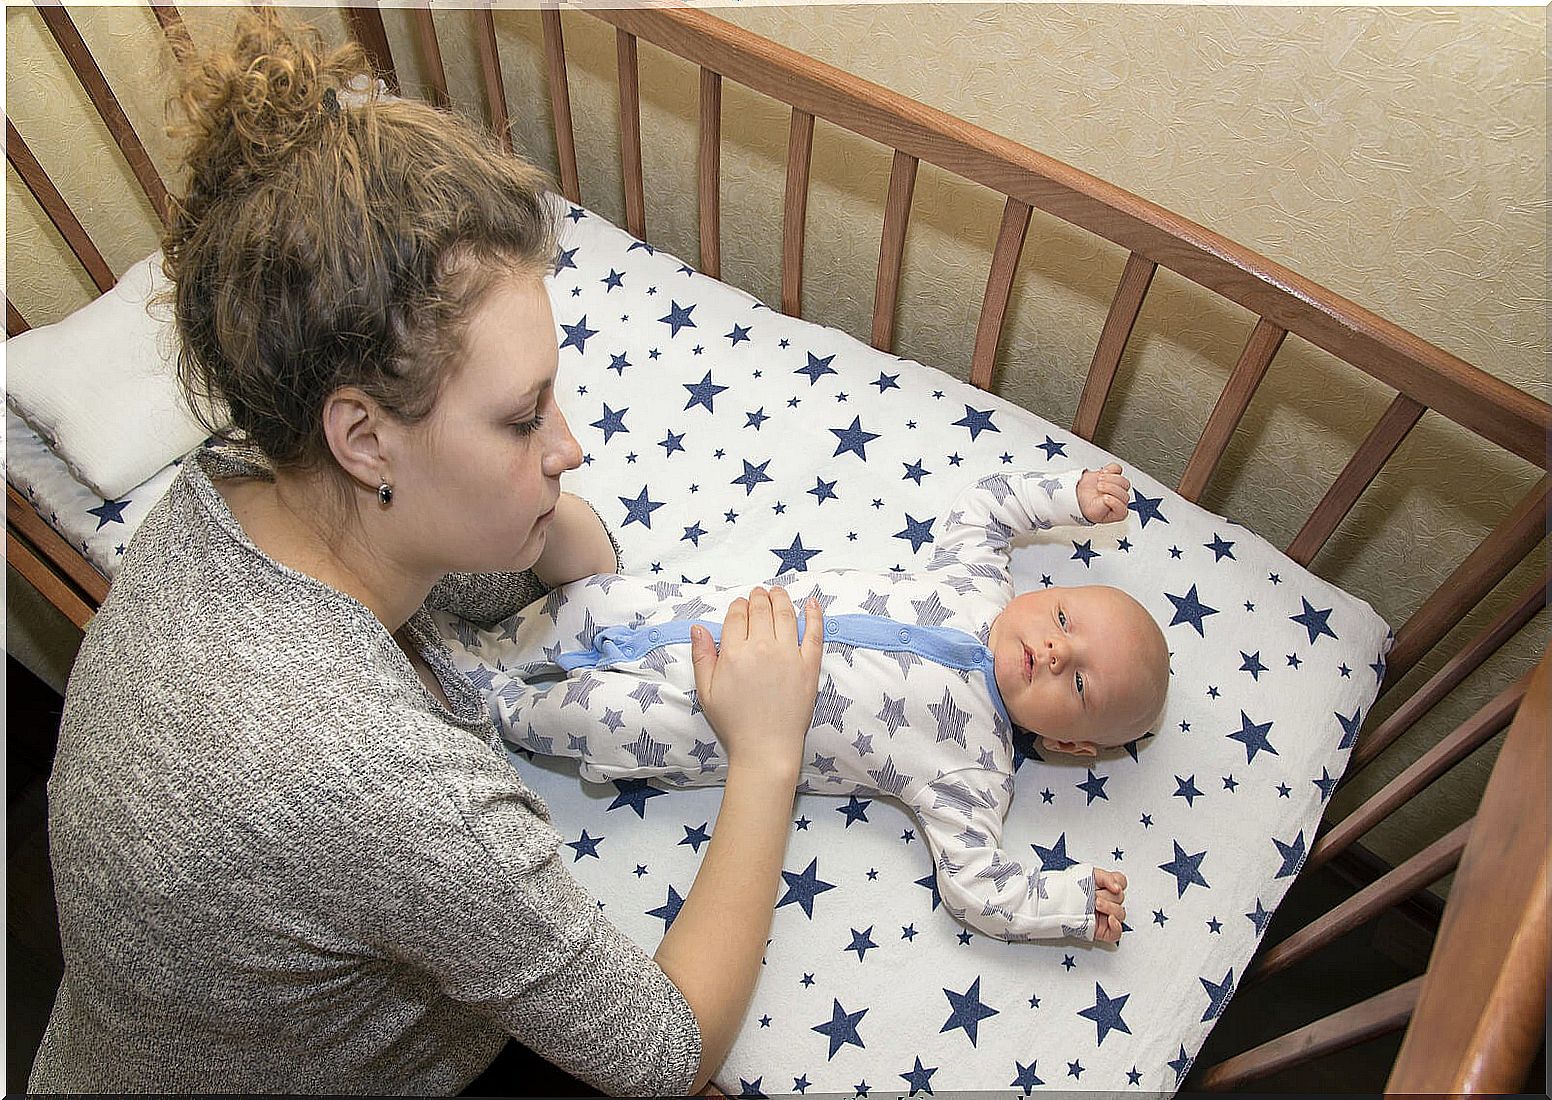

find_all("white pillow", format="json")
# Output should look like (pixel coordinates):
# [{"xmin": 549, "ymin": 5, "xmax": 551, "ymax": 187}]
[{"xmin": 5, "ymin": 252, "xmax": 219, "ymax": 501}]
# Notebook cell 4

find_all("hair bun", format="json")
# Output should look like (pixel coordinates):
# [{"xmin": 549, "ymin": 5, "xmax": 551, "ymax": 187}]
[{"xmin": 167, "ymin": 10, "xmax": 372, "ymax": 199}]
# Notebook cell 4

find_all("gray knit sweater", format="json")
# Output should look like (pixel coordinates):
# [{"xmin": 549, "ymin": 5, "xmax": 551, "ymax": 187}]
[{"xmin": 28, "ymin": 448, "xmax": 701, "ymax": 1096}]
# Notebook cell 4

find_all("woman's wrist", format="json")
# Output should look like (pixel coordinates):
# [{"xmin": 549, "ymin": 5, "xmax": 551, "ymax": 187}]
[{"xmin": 724, "ymin": 753, "xmax": 802, "ymax": 791}]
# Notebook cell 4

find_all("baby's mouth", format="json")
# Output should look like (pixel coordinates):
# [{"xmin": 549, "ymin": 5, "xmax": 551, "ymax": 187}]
[{"xmin": 1022, "ymin": 643, "xmax": 1034, "ymax": 682}]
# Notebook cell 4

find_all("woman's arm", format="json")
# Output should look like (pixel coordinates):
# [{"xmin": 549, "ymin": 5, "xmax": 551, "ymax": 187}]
[
  {"xmin": 654, "ymin": 587, "xmax": 823, "ymax": 1095},
  {"xmin": 530, "ymin": 492, "xmax": 620, "ymax": 587}
]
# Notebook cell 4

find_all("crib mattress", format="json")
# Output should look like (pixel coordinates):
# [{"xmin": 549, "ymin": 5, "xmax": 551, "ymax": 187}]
[{"xmin": 5, "ymin": 197, "xmax": 1392, "ymax": 1095}]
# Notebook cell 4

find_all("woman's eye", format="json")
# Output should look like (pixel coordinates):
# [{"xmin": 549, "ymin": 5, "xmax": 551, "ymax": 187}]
[{"xmin": 512, "ymin": 414, "xmax": 545, "ymax": 437}]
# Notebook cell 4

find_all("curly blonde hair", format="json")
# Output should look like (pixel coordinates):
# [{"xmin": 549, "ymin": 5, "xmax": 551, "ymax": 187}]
[{"xmin": 160, "ymin": 9, "xmax": 558, "ymax": 473}]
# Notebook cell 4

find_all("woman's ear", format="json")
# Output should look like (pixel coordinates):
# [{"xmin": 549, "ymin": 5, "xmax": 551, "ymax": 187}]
[{"xmin": 321, "ymin": 386, "xmax": 391, "ymax": 488}]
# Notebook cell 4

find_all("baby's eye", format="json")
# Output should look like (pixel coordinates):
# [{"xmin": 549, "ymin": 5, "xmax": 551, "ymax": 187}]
[
  {"xmin": 1057, "ymin": 608, "xmax": 1069, "ymax": 630},
  {"xmin": 1075, "ymin": 670, "xmax": 1085, "ymax": 697}
]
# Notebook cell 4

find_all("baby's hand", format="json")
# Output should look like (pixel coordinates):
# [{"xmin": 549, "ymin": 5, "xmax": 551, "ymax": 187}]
[
  {"xmin": 1093, "ymin": 868, "xmax": 1127, "ymax": 944},
  {"xmin": 1077, "ymin": 463, "xmax": 1130, "ymax": 524}
]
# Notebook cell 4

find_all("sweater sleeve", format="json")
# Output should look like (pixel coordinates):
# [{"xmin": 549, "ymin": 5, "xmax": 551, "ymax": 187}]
[
  {"xmin": 426, "ymin": 570, "xmax": 551, "ymax": 627},
  {"xmin": 314, "ymin": 735, "xmax": 701, "ymax": 1096},
  {"xmin": 910, "ymin": 767, "xmax": 1096, "ymax": 942},
  {"xmin": 927, "ymin": 468, "xmax": 1093, "ymax": 577}
]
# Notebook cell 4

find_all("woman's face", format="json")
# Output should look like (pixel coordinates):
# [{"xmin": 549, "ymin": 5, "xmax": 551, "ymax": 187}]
[{"xmin": 392, "ymin": 272, "xmax": 582, "ymax": 576}]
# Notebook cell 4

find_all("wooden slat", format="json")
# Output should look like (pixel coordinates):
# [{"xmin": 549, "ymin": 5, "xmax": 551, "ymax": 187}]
[
  {"xmin": 149, "ymin": 5, "xmax": 195, "ymax": 64},
  {"xmin": 408, "ymin": 4, "xmax": 449, "ymax": 111},
  {"xmin": 539, "ymin": 8, "xmax": 579, "ymax": 204},
  {"xmin": 698, "ymin": 67, "xmax": 722, "ymax": 280},
  {"xmin": 1177, "ymin": 317, "xmax": 1287, "ymax": 503},
  {"xmin": 615, "ymin": 29, "xmax": 645, "ymax": 240},
  {"xmin": 7, "ymin": 485, "xmax": 111, "ymax": 606},
  {"xmin": 343, "ymin": 5, "xmax": 399, "ymax": 95},
  {"xmin": 8, "ymin": 299, "xmax": 30, "ymax": 336},
  {"xmin": 1286, "ymin": 393, "xmax": 1427, "ymax": 567},
  {"xmin": 6, "ymin": 119, "xmax": 115, "ymax": 294},
  {"xmin": 6, "ymin": 530, "xmax": 94, "ymax": 632},
  {"xmin": 1344, "ymin": 570, "xmax": 1547, "ymax": 778},
  {"xmin": 473, "ymin": 4, "xmax": 510, "ymax": 155},
  {"xmin": 1072, "ymin": 251, "xmax": 1156, "ymax": 441},
  {"xmin": 576, "ymin": 5, "xmax": 1550, "ymax": 469},
  {"xmin": 1308, "ymin": 674, "xmax": 1527, "ymax": 872},
  {"xmin": 1244, "ymin": 819, "xmax": 1470, "ymax": 989},
  {"xmin": 36, "ymin": 3, "xmax": 171, "ymax": 227},
  {"xmin": 1197, "ymin": 977, "xmax": 1423, "ymax": 1089},
  {"xmin": 1388, "ymin": 643, "xmax": 1550, "ymax": 1093},
  {"xmin": 1385, "ymin": 476, "xmax": 1549, "ymax": 689},
  {"xmin": 870, "ymin": 149, "xmax": 917, "ymax": 353},
  {"xmin": 968, "ymin": 197, "xmax": 1033, "ymax": 391},
  {"xmin": 780, "ymin": 108, "xmax": 815, "ymax": 318}
]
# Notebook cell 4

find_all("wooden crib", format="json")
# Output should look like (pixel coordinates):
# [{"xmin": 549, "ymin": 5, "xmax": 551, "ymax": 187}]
[{"xmin": 6, "ymin": 4, "xmax": 1547, "ymax": 1092}]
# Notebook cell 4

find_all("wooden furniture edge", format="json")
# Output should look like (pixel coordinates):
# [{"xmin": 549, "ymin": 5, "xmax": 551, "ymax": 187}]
[
  {"xmin": 567, "ymin": 2, "xmax": 1549, "ymax": 468},
  {"xmin": 7, "ymin": 483, "xmax": 111, "ymax": 607},
  {"xmin": 1386, "ymin": 641, "xmax": 1551, "ymax": 1093}
]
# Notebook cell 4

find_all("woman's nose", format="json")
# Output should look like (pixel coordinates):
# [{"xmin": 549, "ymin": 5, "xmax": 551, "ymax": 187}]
[{"xmin": 543, "ymin": 409, "xmax": 584, "ymax": 476}]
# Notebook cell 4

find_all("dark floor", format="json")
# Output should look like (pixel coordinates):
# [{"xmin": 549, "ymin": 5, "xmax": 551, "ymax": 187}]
[{"xmin": 6, "ymin": 655, "xmax": 1543, "ymax": 1094}]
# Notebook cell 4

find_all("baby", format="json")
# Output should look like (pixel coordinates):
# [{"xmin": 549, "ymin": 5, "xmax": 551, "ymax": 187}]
[{"xmin": 436, "ymin": 464, "xmax": 1168, "ymax": 944}]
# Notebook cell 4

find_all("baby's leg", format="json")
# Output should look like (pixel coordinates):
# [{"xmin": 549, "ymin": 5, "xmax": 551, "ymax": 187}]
[{"xmin": 514, "ymin": 665, "xmax": 730, "ymax": 790}]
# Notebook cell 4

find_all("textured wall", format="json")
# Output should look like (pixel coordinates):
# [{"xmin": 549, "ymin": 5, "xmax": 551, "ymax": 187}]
[{"xmin": 6, "ymin": 4, "xmax": 1547, "ymax": 884}]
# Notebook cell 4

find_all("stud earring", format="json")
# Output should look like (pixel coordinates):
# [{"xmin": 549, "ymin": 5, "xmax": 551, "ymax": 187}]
[{"xmin": 377, "ymin": 482, "xmax": 394, "ymax": 507}]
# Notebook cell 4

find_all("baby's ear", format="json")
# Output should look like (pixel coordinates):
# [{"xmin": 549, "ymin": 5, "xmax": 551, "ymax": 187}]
[{"xmin": 1038, "ymin": 735, "xmax": 1098, "ymax": 758}]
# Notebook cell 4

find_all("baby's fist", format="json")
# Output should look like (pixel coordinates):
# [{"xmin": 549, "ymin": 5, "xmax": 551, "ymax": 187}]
[
  {"xmin": 1093, "ymin": 868, "xmax": 1127, "ymax": 944},
  {"xmin": 1077, "ymin": 463, "xmax": 1130, "ymax": 524}
]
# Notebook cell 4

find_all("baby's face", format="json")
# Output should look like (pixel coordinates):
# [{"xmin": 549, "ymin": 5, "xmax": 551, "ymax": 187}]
[{"xmin": 988, "ymin": 585, "xmax": 1168, "ymax": 754}]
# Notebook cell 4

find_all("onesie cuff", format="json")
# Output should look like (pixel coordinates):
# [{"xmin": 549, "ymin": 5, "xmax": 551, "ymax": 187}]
[
  {"xmin": 1052, "ymin": 469, "xmax": 1093, "ymax": 527},
  {"xmin": 1038, "ymin": 861, "xmax": 1098, "ymax": 941}
]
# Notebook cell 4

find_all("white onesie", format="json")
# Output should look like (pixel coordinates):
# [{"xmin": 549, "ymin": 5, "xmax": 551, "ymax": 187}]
[{"xmin": 436, "ymin": 468, "xmax": 1103, "ymax": 941}]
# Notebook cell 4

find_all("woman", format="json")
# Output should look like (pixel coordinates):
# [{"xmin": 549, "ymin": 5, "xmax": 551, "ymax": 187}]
[{"xmin": 29, "ymin": 12, "xmax": 821, "ymax": 1095}]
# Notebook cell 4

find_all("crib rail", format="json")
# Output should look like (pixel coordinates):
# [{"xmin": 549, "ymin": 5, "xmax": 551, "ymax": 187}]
[
  {"xmin": 533, "ymin": 3, "xmax": 1548, "ymax": 768},
  {"xmin": 554, "ymin": 7, "xmax": 1546, "ymax": 467},
  {"xmin": 5, "ymin": 4, "xmax": 1546, "ymax": 1092}
]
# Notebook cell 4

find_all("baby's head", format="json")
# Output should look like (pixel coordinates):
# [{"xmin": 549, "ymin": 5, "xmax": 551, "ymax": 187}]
[{"xmin": 988, "ymin": 584, "xmax": 1169, "ymax": 757}]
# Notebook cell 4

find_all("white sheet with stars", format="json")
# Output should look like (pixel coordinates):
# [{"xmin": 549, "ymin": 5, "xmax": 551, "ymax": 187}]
[
  {"xmin": 486, "ymin": 198, "xmax": 1393, "ymax": 1096},
  {"xmin": 4, "ymin": 196, "xmax": 1393, "ymax": 1096}
]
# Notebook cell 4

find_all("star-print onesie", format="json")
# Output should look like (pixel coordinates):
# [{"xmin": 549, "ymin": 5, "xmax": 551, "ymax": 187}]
[{"xmin": 436, "ymin": 469, "xmax": 1102, "ymax": 941}]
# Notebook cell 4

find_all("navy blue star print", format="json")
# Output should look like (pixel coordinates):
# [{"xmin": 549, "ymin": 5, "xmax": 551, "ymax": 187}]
[
  {"xmin": 831, "ymin": 417, "xmax": 881, "ymax": 460},
  {"xmin": 683, "ymin": 369, "xmax": 729, "ymax": 412},
  {"xmin": 1166, "ymin": 584, "xmax": 1219, "ymax": 636},
  {"xmin": 659, "ymin": 299, "xmax": 697, "ymax": 336},
  {"xmin": 813, "ymin": 999, "xmax": 868, "ymax": 1058},
  {"xmin": 1290, "ymin": 597, "xmax": 1338, "ymax": 645},
  {"xmin": 899, "ymin": 1056, "xmax": 937, "ymax": 1096},
  {"xmin": 940, "ymin": 978, "xmax": 999, "ymax": 1046},
  {"xmin": 1076, "ymin": 982, "xmax": 1132, "ymax": 1045},
  {"xmin": 1158, "ymin": 840, "xmax": 1210, "ymax": 897},
  {"xmin": 779, "ymin": 858, "xmax": 839, "ymax": 918},
  {"xmin": 560, "ymin": 314, "xmax": 598, "ymax": 352},
  {"xmin": 86, "ymin": 498, "xmax": 131, "ymax": 529}
]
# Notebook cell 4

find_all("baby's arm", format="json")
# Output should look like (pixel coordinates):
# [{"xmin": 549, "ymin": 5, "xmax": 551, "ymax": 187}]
[
  {"xmin": 910, "ymin": 768, "xmax": 1124, "ymax": 942},
  {"xmin": 929, "ymin": 468, "xmax": 1095, "ymax": 577}
]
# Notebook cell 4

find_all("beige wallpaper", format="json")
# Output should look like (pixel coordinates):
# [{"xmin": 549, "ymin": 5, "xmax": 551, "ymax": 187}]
[{"xmin": 5, "ymin": 4, "xmax": 1547, "ymax": 884}]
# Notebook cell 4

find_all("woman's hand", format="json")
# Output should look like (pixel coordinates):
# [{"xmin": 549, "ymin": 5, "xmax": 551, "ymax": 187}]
[
  {"xmin": 1077, "ymin": 463, "xmax": 1130, "ymax": 524},
  {"xmin": 689, "ymin": 586, "xmax": 823, "ymax": 780}
]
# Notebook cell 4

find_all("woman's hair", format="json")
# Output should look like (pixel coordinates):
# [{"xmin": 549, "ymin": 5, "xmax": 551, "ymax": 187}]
[{"xmin": 160, "ymin": 9, "xmax": 558, "ymax": 473}]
